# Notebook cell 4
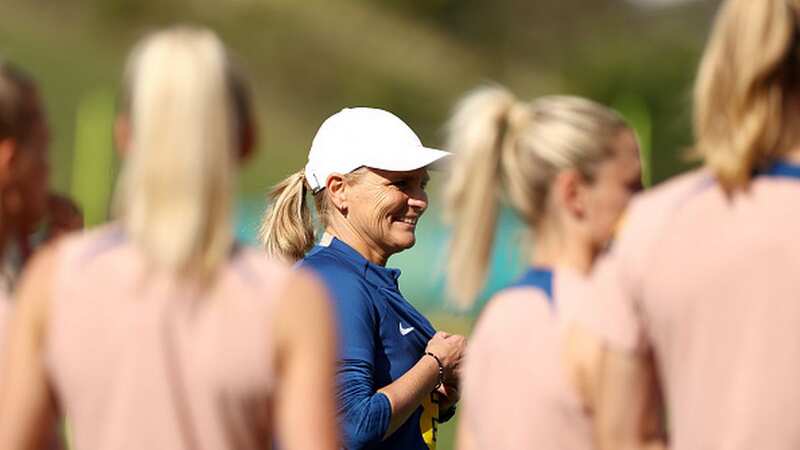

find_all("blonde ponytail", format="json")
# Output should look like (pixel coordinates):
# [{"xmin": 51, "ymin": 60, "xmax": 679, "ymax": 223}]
[
  {"xmin": 258, "ymin": 170, "xmax": 315, "ymax": 262},
  {"xmin": 444, "ymin": 85, "xmax": 629, "ymax": 308},
  {"xmin": 694, "ymin": 0, "xmax": 800, "ymax": 190},
  {"xmin": 443, "ymin": 85, "xmax": 518, "ymax": 308},
  {"xmin": 114, "ymin": 26, "xmax": 234, "ymax": 279}
]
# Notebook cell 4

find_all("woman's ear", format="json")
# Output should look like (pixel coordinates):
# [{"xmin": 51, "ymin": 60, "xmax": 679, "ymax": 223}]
[
  {"xmin": 113, "ymin": 115, "xmax": 132, "ymax": 158},
  {"xmin": 554, "ymin": 169, "xmax": 586, "ymax": 220},
  {"xmin": 326, "ymin": 173, "xmax": 348, "ymax": 215}
]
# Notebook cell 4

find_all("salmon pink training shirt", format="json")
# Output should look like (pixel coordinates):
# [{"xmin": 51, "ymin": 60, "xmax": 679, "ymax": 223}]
[
  {"xmin": 0, "ymin": 289, "xmax": 9, "ymax": 383},
  {"xmin": 589, "ymin": 162, "xmax": 800, "ymax": 450},
  {"xmin": 460, "ymin": 267, "xmax": 595, "ymax": 450},
  {"xmin": 44, "ymin": 226, "xmax": 291, "ymax": 450},
  {"xmin": 0, "ymin": 289, "xmax": 8, "ymax": 341}
]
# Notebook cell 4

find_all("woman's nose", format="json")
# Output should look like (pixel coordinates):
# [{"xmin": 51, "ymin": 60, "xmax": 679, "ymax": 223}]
[{"xmin": 408, "ymin": 192, "xmax": 427, "ymax": 211}]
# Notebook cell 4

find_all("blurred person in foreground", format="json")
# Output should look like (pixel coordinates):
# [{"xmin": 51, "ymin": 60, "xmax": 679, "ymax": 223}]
[
  {"xmin": 0, "ymin": 63, "xmax": 83, "ymax": 284},
  {"xmin": 443, "ymin": 86, "xmax": 648, "ymax": 450},
  {"xmin": 591, "ymin": 1, "xmax": 800, "ymax": 449},
  {"xmin": 260, "ymin": 107, "xmax": 466, "ymax": 450},
  {"xmin": 0, "ymin": 61, "xmax": 52, "ymax": 355},
  {"xmin": 0, "ymin": 25, "xmax": 339, "ymax": 450}
]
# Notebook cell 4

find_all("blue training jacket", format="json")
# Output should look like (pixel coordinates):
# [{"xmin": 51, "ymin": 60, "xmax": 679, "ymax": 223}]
[{"xmin": 299, "ymin": 237, "xmax": 453, "ymax": 450}]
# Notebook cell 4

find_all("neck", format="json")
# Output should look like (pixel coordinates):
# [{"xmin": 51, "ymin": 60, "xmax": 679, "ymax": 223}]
[
  {"xmin": 326, "ymin": 221, "xmax": 389, "ymax": 266},
  {"xmin": 0, "ymin": 220, "xmax": 7, "ymax": 259},
  {"xmin": 529, "ymin": 217, "xmax": 593, "ymax": 275},
  {"xmin": 13, "ymin": 226, "xmax": 31, "ymax": 262},
  {"xmin": 784, "ymin": 146, "xmax": 800, "ymax": 164},
  {"xmin": 0, "ymin": 192, "xmax": 22, "ymax": 262}
]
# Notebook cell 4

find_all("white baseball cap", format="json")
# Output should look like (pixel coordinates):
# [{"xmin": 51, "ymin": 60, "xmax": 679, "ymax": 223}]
[{"xmin": 304, "ymin": 107, "xmax": 451, "ymax": 193}]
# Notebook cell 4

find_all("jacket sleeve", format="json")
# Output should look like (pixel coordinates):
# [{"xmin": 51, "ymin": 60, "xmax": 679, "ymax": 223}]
[{"xmin": 337, "ymin": 359, "xmax": 392, "ymax": 449}]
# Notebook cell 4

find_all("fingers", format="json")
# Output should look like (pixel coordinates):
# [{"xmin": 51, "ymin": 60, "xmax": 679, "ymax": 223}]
[
  {"xmin": 427, "ymin": 332, "xmax": 467, "ymax": 387},
  {"xmin": 434, "ymin": 331, "xmax": 451, "ymax": 339}
]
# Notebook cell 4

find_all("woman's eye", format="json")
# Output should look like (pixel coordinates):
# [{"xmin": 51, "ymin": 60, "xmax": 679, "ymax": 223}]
[{"xmin": 392, "ymin": 181, "xmax": 408, "ymax": 188}]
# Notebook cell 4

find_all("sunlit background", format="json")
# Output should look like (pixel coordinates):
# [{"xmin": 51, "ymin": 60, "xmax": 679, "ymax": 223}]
[{"xmin": 2, "ymin": 0, "xmax": 717, "ymax": 446}]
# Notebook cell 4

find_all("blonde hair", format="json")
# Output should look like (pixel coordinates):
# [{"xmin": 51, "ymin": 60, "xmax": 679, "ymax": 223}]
[
  {"xmin": 113, "ymin": 26, "xmax": 235, "ymax": 279},
  {"xmin": 258, "ymin": 169, "xmax": 363, "ymax": 262},
  {"xmin": 694, "ymin": 0, "xmax": 800, "ymax": 190},
  {"xmin": 444, "ymin": 85, "xmax": 628, "ymax": 307}
]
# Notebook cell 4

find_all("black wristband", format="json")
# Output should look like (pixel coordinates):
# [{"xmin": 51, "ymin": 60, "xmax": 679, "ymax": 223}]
[{"xmin": 425, "ymin": 351, "xmax": 445, "ymax": 391}]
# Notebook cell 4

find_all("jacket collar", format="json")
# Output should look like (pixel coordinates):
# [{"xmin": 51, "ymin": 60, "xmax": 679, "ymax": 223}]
[{"xmin": 323, "ymin": 236, "xmax": 402, "ymax": 290}]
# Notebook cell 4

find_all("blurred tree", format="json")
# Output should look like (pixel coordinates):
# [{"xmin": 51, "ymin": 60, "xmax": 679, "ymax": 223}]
[{"xmin": 1, "ymin": 0, "xmax": 716, "ymax": 196}]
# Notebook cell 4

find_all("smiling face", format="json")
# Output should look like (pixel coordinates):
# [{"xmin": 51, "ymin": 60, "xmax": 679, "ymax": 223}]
[{"xmin": 342, "ymin": 167, "xmax": 430, "ymax": 260}]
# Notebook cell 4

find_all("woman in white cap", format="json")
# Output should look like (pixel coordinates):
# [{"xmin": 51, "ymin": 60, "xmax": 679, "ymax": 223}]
[
  {"xmin": 442, "ymin": 86, "xmax": 645, "ymax": 450},
  {"xmin": 0, "ymin": 26, "xmax": 339, "ymax": 450},
  {"xmin": 260, "ymin": 107, "xmax": 466, "ymax": 450},
  {"xmin": 592, "ymin": 1, "xmax": 800, "ymax": 449}
]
